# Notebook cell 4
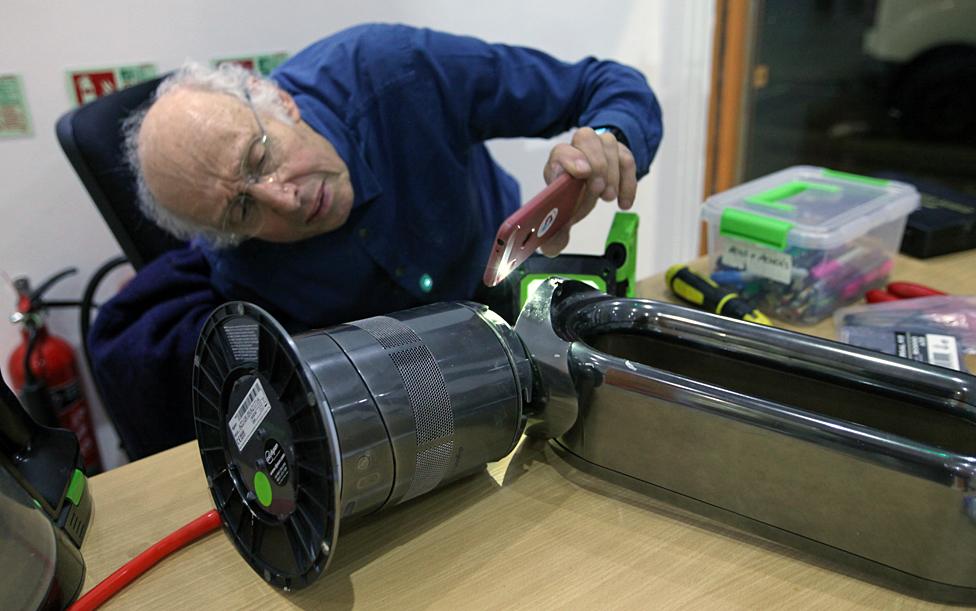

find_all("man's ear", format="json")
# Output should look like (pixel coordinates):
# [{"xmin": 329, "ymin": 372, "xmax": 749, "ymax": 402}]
[{"xmin": 275, "ymin": 86, "xmax": 301, "ymax": 122}]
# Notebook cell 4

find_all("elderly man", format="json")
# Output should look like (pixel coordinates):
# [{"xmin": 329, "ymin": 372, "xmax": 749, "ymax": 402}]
[{"xmin": 92, "ymin": 23, "xmax": 662, "ymax": 458}]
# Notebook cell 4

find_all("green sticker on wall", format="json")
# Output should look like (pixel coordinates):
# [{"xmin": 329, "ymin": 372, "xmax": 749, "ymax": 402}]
[
  {"xmin": 212, "ymin": 52, "xmax": 289, "ymax": 76},
  {"xmin": 0, "ymin": 75, "xmax": 33, "ymax": 139}
]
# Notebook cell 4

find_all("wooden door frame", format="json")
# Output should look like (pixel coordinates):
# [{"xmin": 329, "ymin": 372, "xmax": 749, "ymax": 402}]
[{"xmin": 701, "ymin": 0, "xmax": 756, "ymax": 254}]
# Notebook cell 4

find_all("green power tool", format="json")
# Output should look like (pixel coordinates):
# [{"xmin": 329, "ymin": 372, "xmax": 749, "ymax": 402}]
[{"xmin": 482, "ymin": 211, "xmax": 639, "ymax": 323}]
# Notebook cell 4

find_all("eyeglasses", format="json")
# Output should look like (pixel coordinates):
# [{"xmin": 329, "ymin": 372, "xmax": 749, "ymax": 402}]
[{"xmin": 221, "ymin": 88, "xmax": 275, "ymax": 233}]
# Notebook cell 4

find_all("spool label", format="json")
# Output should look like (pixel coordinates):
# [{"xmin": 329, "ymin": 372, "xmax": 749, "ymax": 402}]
[
  {"xmin": 229, "ymin": 379, "xmax": 272, "ymax": 451},
  {"xmin": 264, "ymin": 439, "xmax": 290, "ymax": 486}
]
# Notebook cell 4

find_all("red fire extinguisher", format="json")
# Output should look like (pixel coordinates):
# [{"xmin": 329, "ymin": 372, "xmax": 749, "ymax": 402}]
[{"xmin": 7, "ymin": 268, "xmax": 103, "ymax": 473}]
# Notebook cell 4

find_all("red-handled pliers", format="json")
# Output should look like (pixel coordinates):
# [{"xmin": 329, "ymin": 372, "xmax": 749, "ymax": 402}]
[{"xmin": 865, "ymin": 281, "xmax": 947, "ymax": 303}]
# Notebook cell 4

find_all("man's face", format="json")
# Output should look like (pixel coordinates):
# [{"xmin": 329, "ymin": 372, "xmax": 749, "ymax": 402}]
[{"xmin": 138, "ymin": 86, "xmax": 355, "ymax": 243}]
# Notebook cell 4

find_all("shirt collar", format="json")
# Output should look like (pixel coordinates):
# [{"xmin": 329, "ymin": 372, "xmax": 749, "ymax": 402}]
[{"xmin": 290, "ymin": 93, "xmax": 382, "ymax": 209}]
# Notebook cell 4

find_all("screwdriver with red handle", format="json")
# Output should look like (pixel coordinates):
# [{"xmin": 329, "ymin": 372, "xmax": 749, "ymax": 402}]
[{"xmin": 865, "ymin": 282, "xmax": 947, "ymax": 303}]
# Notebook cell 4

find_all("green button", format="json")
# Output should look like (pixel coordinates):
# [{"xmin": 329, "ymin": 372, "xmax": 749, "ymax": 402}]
[
  {"xmin": 419, "ymin": 273, "xmax": 433, "ymax": 293},
  {"xmin": 66, "ymin": 468, "xmax": 86, "ymax": 506},
  {"xmin": 253, "ymin": 471, "xmax": 273, "ymax": 507}
]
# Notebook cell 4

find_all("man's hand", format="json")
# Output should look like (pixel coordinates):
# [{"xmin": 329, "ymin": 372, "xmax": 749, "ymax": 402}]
[{"xmin": 540, "ymin": 127, "xmax": 637, "ymax": 256}]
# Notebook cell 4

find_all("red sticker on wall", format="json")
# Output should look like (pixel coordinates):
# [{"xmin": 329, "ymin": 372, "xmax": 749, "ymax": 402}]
[{"xmin": 66, "ymin": 64, "xmax": 157, "ymax": 106}]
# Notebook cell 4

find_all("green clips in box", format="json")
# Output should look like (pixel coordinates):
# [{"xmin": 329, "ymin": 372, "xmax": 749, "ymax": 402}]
[{"xmin": 701, "ymin": 166, "xmax": 919, "ymax": 324}]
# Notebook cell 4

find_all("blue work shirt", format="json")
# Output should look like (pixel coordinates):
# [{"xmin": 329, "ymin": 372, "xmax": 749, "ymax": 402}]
[
  {"xmin": 202, "ymin": 23, "xmax": 662, "ymax": 329},
  {"xmin": 90, "ymin": 23, "xmax": 662, "ymax": 458}
]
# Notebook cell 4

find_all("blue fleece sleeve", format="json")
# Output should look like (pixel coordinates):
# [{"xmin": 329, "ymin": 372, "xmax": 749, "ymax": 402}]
[
  {"xmin": 407, "ymin": 26, "xmax": 664, "ymax": 178},
  {"xmin": 88, "ymin": 247, "xmax": 218, "ymax": 458}
]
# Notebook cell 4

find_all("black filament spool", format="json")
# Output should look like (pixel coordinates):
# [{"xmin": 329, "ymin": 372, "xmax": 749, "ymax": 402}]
[{"xmin": 193, "ymin": 301, "xmax": 530, "ymax": 589}]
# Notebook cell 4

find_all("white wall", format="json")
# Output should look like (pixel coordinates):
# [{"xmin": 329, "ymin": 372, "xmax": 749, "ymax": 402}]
[{"xmin": 0, "ymin": 0, "xmax": 712, "ymax": 468}]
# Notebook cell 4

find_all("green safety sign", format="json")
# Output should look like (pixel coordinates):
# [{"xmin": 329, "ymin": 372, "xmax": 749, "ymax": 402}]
[
  {"xmin": 0, "ymin": 75, "xmax": 33, "ymax": 138},
  {"xmin": 212, "ymin": 52, "xmax": 289, "ymax": 76}
]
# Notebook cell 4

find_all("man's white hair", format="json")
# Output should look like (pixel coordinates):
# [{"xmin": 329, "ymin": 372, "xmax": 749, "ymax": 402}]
[{"xmin": 122, "ymin": 61, "xmax": 294, "ymax": 248}]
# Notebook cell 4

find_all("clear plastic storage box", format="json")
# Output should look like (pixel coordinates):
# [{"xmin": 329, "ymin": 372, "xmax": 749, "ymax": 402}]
[{"xmin": 701, "ymin": 166, "xmax": 919, "ymax": 324}]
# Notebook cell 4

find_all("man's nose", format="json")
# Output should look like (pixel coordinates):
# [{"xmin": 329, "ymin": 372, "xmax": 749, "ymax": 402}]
[{"xmin": 250, "ymin": 180, "xmax": 300, "ymax": 214}]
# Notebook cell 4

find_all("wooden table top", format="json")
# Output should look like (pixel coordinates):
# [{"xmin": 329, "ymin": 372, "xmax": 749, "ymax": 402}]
[{"xmin": 81, "ymin": 251, "xmax": 976, "ymax": 609}]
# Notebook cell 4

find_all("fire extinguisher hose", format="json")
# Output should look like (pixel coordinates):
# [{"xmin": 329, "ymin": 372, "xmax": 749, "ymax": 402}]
[{"xmin": 67, "ymin": 509, "xmax": 221, "ymax": 611}]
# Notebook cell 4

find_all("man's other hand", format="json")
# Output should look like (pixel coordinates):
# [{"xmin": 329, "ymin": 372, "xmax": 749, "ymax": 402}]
[{"xmin": 540, "ymin": 127, "xmax": 637, "ymax": 256}]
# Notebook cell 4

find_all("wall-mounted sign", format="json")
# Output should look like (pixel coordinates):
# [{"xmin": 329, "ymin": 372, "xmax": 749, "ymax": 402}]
[
  {"xmin": 66, "ymin": 64, "xmax": 158, "ymax": 106},
  {"xmin": 213, "ymin": 52, "xmax": 289, "ymax": 76},
  {"xmin": 0, "ymin": 74, "xmax": 32, "ymax": 138}
]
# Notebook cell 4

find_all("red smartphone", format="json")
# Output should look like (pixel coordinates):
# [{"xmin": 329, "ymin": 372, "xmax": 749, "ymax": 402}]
[{"xmin": 482, "ymin": 173, "xmax": 585, "ymax": 287}]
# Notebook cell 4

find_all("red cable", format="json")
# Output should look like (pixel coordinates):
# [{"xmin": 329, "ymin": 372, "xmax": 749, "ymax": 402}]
[{"xmin": 69, "ymin": 509, "xmax": 222, "ymax": 611}]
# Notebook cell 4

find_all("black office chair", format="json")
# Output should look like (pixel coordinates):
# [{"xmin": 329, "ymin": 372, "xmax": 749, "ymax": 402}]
[
  {"xmin": 56, "ymin": 76, "xmax": 193, "ymax": 461},
  {"xmin": 56, "ymin": 75, "xmax": 185, "ymax": 270}
]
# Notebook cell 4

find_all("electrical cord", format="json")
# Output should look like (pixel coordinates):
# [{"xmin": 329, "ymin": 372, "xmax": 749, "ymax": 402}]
[
  {"xmin": 19, "ymin": 325, "xmax": 57, "ymax": 427},
  {"xmin": 67, "ymin": 509, "xmax": 221, "ymax": 611},
  {"xmin": 78, "ymin": 255, "xmax": 131, "ymax": 459},
  {"xmin": 23, "ymin": 325, "xmax": 39, "ymax": 386},
  {"xmin": 79, "ymin": 255, "xmax": 129, "ymax": 375}
]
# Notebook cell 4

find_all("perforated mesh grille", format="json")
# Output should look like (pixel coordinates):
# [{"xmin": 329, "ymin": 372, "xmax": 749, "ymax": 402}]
[
  {"xmin": 407, "ymin": 441, "xmax": 455, "ymax": 499},
  {"xmin": 352, "ymin": 316, "xmax": 455, "ymax": 500},
  {"xmin": 355, "ymin": 317, "xmax": 418, "ymax": 349},
  {"xmin": 389, "ymin": 346, "xmax": 453, "ymax": 444},
  {"xmin": 222, "ymin": 319, "xmax": 259, "ymax": 363}
]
